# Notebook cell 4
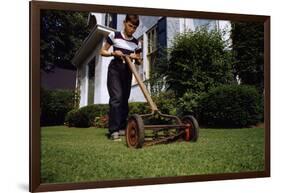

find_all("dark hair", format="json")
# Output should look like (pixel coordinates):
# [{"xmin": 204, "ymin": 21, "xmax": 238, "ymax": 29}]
[{"xmin": 125, "ymin": 14, "xmax": 139, "ymax": 26}]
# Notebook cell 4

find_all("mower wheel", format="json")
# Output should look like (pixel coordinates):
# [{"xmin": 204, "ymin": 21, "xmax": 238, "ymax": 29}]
[
  {"xmin": 126, "ymin": 114, "xmax": 145, "ymax": 148},
  {"xmin": 182, "ymin": 115, "xmax": 199, "ymax": 142}
]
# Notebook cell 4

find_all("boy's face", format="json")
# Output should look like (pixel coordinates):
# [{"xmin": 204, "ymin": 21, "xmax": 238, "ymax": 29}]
[{"xmin": 123, "ymin": 21, "xmax": 138, "ymax": 37}]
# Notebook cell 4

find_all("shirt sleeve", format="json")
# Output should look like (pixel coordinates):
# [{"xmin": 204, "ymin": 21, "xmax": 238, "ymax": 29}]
[
  {"xmin": 135, "ymin": 40, "xmax": 142, "ymax": 54},
  {"xmin": 106, "ymin": 32, "xmax": 115, "ymax": 45}
]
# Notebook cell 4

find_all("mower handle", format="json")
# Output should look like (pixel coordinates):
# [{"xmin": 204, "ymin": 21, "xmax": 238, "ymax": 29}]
[{"xmin": 124, "ymin": 55, "xmax": 159, "ymax": 112}]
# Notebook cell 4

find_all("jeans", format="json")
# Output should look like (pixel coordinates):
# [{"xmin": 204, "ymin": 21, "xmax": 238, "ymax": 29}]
[{"xmin": 107, "ymin": 59, "xmax": 132, "ymax": 134}]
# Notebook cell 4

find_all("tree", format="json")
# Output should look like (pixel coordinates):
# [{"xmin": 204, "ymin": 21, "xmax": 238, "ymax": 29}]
[
  {"xmin": 231, "ymin": 21, "xmax": 264, "ymax": 92},
  {"xmin": 40, "ymin": 10, "xmax": 90, "ymax": 72},
  {"xmin": 164, "ymin": 28, "xmax": 234, "ymax": 98}
]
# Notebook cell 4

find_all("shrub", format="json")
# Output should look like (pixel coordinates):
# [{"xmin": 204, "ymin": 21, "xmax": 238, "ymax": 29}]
[
  {"xmin": 41, "ymin": 88, "xmax": 76, "ymax": 126},
  {"xmin": 65, "ymin": 103, "xmax": 150, "ymax": 128},
  {"xmin": 94, "ymin": 115, "xmax": 109, "ymax": 128},
  {"xmin": 65, "ymin": 104, "xmax": 109, "ymax": 128},
  {"xmin": 64, "ymin": 93, "xmax": 182, "ymax": 128},
  {"xmin": 129, "ymin": 102, "xmax": 150, "ymax": 115},
  {"xmin": 64, "ymin": 109, "xmax": 90, "ymax": 128},
  {"xmin": 79, "ymin": 104, "xmax": 109, "ymax": 126},
  {"xmin": 164, "ymin": 27, "xmax": 234, "ymax": 98},
  {"xmin": 151, "ymin": 91, "xmax": 177, "ymax": 115},
  {"xmin": 177, "ymin": 92, "xmax": 203, "ymax": 117},
  {"xmin": 199, "ymin": 84, "xmax": 263, "ymax": 127}
]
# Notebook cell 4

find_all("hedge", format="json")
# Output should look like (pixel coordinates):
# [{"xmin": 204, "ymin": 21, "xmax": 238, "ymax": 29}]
[
  {"xmin": 65, "ymin": 102, "xmax": 150, "ymax": 128},
  {"xmin": 177, "ymin": 92, "xmax": 202, "ymax": 117},
  {"xmin": 41, "ymin": 88, "xmax": 76, "ymax": 126},
  {"xmin": 64, "ymin": 86, "xmax": 263, "ymax": 128},
  {"xmin": 199, "ymin": 84, "xmax": 263, "ymax": 127}
]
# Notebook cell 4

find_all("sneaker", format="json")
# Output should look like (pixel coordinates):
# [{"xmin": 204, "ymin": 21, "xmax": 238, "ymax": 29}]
[
  {"xmin": 119, "ymin": 129, "xmax": 125, "ymax": 136},
  {"xmin": 110, "ymin": 132, "xmax": 121, "ymax": 141}
]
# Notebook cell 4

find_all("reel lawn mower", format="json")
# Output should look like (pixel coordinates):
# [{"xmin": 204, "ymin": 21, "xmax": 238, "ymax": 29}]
[{"xmin": 124, "ymin": 55, "xmax": 199, "ymax": 148}]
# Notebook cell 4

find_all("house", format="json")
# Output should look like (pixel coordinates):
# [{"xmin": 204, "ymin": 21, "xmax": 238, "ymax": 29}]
[{"xmin": 71, "ymin": 13, "xmax": 231, "ymax": 108}]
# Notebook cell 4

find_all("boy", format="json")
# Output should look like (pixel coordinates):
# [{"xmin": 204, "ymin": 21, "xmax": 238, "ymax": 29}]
[{"xmin": 100, "ymin": 14, "xmax": 142, "ymax": 141}]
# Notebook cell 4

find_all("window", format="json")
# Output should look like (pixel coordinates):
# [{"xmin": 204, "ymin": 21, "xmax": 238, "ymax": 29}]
[
  {"xmin": 147, "ymin": 26, "xmax": 158, "ymax": 74},
  {"xmin": 132, "ymin": 37, "xmax": 144, "ymax": 85}
]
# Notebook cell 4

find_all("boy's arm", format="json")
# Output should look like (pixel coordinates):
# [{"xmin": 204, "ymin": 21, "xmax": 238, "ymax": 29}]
[
  {"xmin": 100, "ymin": 42, "xmax": 125, "ymax": 58},
  {"xmin": 100, "ymin": 42, "xmax": 113, "ymax": 57}
]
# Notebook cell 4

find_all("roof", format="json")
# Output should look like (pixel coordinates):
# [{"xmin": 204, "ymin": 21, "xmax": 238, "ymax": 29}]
[{"xmin": 71, "ymin": 24, "xmax": 115, "ymax": 67}]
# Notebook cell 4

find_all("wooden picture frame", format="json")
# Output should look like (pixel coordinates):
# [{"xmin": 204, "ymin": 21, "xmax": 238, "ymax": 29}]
[{"xmin": 30, "ymin": 0, "xmax": 270, "ymax": 192}]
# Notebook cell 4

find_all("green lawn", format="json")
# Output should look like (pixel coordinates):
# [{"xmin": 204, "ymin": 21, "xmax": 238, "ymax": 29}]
[{"xmin": 41, "ymin": 126, "xmax": 264, "ymax": 183}]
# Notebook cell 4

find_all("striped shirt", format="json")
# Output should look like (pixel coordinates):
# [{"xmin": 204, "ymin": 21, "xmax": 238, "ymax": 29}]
[{"xmin": 106, "ymin": 31, "xmax": 142, "ymax": 55}]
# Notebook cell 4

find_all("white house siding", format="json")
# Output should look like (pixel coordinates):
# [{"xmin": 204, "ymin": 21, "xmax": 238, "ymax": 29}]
[
  {"xmin": 90, "ymin": 40, "xmax": 103, "ymax": 104},
  {"xmin": 134, "ymin": 16, "xmax": 159, "ymax": 39},
  {"xmin": 166, "ymin": 17, "xmax": 181, "ymax": 48},
  {"xmin": 142, "ymin": 32, "xmax": 149, "ymax": 80},
  {"xmin": 116, "ymin": 14, "xmax": 126, "ymax": 31},
  {"xmin": 179, "ymin": 18, "xmax": 195, "ymax": 33},
  {"xmin": 94, "ymin": 42, "xmax": 113, "ymax": 104},
  {"xmin": 78, "ymin": 39, "xmax": 104, "ymax": 106},
  {"xmin": 129, "ymin": 84, "xmax": 147, "ymax": 102},
  {"xmin": 79, "ymin": 39, "xmax": 114, "ymax": 106},
  {"xmin": 79, "ymin": 62, "xmax": 89, "ymax": 107}
]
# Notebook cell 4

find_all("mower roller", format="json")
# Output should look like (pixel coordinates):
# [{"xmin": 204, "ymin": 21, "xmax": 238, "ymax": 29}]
[{"xmin": 124, "ymin": 55, "xmax": 199, "ymax": 148}]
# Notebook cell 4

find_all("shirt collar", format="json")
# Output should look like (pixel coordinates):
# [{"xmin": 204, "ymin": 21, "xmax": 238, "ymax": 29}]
[{"xmin": 121, "ymin": 31, "xmax": 134, "ymax": 40}]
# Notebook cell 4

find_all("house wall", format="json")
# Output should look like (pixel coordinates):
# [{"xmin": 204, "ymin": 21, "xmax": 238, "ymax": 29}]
[
  {"xmin": 79, "ymin": 39, "xmax": 114, "ymax": 106},
  {"xmin": 142, "ymin": 32, "xmax": 149, "ymax": 80},
  {"xmin": 134, "ymin": 16, "xmax": 159, "ymax": 39},
  {"xmin": 116, "ymin": 14, "xmax": 125, "ymax": 31},
  {"xmin": 94, "ymin": 41, "xmax": 113, "ymax": 104},
  {"xmin": 129, "ymin": 84, "xmax": 147, "ymax": 102},
  {"xmin": 179, "ymin": 18, "xmax": 195, "ymax": 32},
  {"xmin": 166, "ymin": 17, "xmax": 181, "ymax": 48},
  {"xmin": 79, "ymin": 62, "xmax": 88, "ymax": 107}
]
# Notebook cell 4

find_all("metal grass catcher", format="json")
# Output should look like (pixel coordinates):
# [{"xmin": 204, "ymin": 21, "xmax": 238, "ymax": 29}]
[{"xmin": 125, "ymin": 56, "xmax": 199, "ymax": 148}]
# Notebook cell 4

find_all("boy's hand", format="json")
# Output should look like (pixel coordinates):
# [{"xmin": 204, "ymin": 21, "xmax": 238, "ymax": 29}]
[
  {"xmin": 129, "ymin": 53, "xmax": 142, "ymax": 65},
  {"xmin": 112, "ymin": 50, "xmax": 125, "ymax": 58},
  {"xmin": 129, "ymin": 53, "xmax": 140, "ymax": 60}
]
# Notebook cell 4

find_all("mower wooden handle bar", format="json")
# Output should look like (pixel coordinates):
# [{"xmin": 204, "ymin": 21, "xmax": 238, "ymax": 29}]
[
  {"xmin": 124, "ymin": 55, "xmax": 159, "ymax": 112},
  {"xmin": 124, "ymin": 55, "xmax": 182, "ymax": 125}
]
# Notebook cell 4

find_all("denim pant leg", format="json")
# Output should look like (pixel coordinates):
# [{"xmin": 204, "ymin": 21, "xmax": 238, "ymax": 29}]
[
  {"xmin": 120, "ymin": 67, "xmax": 132, "ymax": 130},
  {"xmin": 107, "ymin": 60, "xmax": 132, "ymax": 134}
]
